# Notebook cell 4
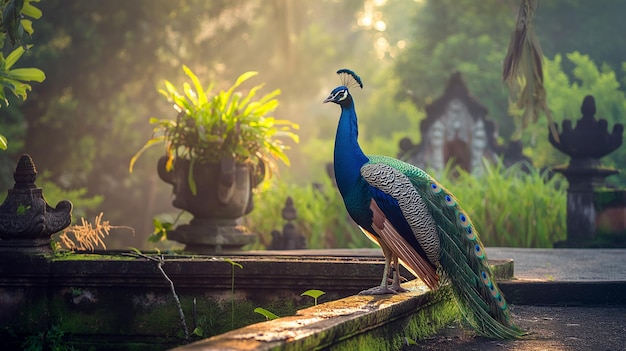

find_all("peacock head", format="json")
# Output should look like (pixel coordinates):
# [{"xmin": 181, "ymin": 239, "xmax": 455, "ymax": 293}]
[{"xmin": 323, "ymin": 69, "xmax": 363, "ymax": 106}]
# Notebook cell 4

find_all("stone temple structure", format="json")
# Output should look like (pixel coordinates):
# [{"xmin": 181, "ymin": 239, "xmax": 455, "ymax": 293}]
[{"xmin": 399, "ymin": 72, "xmax": 529, "ymax": 175}]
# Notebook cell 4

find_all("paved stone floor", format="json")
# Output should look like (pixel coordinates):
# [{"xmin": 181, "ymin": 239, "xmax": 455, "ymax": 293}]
[
  {"xmin": 404, "ymin": 305, "xmax": 626, "ymax": 351},
  {"xmin": 403, "ymin": 248, "xmax": 626, "ymax": 351},
  {"xmin": 486, "ymin": 248, "xmax": 626, "ymax": 281}
]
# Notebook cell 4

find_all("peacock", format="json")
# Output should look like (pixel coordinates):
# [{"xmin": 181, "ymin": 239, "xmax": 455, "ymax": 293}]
[{"xmin": 323, "ymin": 69, "xmax": 524, "ymax": 339}]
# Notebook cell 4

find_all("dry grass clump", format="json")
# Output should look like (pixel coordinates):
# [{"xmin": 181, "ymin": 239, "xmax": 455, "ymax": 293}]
[{"xmin": 57, "ymin": 212, "xmax": 134, "ymax": 251}]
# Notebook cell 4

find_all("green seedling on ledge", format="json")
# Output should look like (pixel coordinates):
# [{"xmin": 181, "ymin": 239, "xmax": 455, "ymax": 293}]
[
  {"xmin": 254, "ymin": 307, "xmax": 279, "ymax": 321},
  {"xmin": 224, "ymin": 259, "xmax": 243, "ymax": 329},
  {"xmin": 301, "ymin": 289, "xmax": 325, "ymax": 306}
]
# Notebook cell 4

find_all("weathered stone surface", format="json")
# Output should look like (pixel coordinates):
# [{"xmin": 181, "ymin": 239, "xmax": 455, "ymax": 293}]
[{"xmin": 0, "ymin": 155, "xmax": 72, "ymax": 251}]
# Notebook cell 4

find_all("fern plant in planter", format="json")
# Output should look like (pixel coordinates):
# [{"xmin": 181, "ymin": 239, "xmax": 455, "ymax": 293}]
[{"xmin": 130, "ymin": 66, "xmax": 298, "ymax": 253}]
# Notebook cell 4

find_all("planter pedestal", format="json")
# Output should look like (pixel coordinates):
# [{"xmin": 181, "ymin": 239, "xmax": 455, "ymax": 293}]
[
  {"xmin": 168, "ymin": 218, "xmax": 255, "ymax": 253},
  {"xmin": 158, "ymin": 156, "xmax": 260, "ymax": 254}
]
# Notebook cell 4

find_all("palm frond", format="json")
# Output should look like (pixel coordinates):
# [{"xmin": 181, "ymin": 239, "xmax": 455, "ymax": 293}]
[{"xmin": 503, "ymin": 0, "xmax": 559, "ymax": 142}]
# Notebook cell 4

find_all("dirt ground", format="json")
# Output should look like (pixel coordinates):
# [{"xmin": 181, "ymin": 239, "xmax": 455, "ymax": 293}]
[{"xmin": 404, "ymin": 305, "xmax": 626, "ymax": 351}]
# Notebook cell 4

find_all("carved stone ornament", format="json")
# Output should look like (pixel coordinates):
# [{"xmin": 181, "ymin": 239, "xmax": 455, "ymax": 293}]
[{"xmin": 0, "ymin": 154, "xmax": 73, "ymax": 248}]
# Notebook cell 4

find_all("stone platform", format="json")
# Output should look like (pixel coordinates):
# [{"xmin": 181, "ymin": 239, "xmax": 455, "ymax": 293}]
[{"xmin": 174, "ymin": 248, "xmax": 626, "ymax": 351}]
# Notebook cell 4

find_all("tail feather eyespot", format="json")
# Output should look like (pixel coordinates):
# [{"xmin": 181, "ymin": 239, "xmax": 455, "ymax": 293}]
[
  {"xmin": 444, "ymin": 194, "xmax": 456, "ymax": 206},
  {"xmin": 430, "ymin": 183, "xmax": 442, "ymax": 193},
  {"xmin": 466, "ymin": 226, "xmax": 476, "ymax": 240}
]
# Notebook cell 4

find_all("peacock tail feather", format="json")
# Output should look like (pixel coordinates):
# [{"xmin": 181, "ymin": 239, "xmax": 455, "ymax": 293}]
[{"xmin": 364, "ymin": 155, "xmax": 525, "ymax": 339}]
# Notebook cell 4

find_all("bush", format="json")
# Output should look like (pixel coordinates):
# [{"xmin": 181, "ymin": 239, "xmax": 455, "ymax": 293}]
[
  {"xmin": 435, "ymin": 160, "xmax": 566, "ymax": 247},
  {"xmin": 245, "ymin": 176, "xmax": 376, "ymax": 250},
  {"xmin": 246, "ymin": 159, "xmax": 566, "ymax": 249}
]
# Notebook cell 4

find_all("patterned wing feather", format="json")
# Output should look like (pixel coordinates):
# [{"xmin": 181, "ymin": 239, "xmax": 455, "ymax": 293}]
[{"xmin": 364, "ymin": 155, "xmax": 525, "ymax": 339}]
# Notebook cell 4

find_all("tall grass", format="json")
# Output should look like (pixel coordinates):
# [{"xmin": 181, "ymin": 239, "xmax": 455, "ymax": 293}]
[
  {"xmin": 245, "ymin": 176, "xmax": 376, "ymax": 250},
  {"xmin": 435, "ymin": 160, "xmax": 566, "ymax": 247},
  {"xmin": 246, "ymin": 160, "xmax": 566, "ymax": 249}
]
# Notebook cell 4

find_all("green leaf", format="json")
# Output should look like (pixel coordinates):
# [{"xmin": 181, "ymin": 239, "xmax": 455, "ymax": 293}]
[
  {"xmin": 301, "ymin": 289, "xmax": 325, "ymax": 300},
  {"xmin": 20, "ymin": 19, "xmax": 33, "ymax": 35},
  {"xmin": 404, "ymin": 337, "xmax": 418, "ymax": 345},
  {"xmin": 21, "ymin": 1, "xmax": 43, "ymax": 19},
  {"xmin": 0, "ymin": 134, "xmax": 7, "ymax": 150},
  {"xmin": 192, "ymin": 327, "xmax": 203, "ymax": 337},
  {"xmin": 128, "ymin": 135, "xmax": 166, "ymax": 172},
  {"xmin": 4, "ymin": 46, "xmax": 30, "ymax": 70},
  {"xmin": 187, "ymin": 157, "xmax": 197, "ymax": 195},
  {"xmin": 16, "ymin": 204, "xmax": 30, "ymax": 215},
  {"xmin": 254, "ymin": 307, "xmax": 279, "ymax": 321},
  {"xmin": 8, "ymin": 67, "xmax": 45, "ymax": 82},
  {"xmin": 182, "ymin": 65, "xmax": 207, "ymax": 106}
]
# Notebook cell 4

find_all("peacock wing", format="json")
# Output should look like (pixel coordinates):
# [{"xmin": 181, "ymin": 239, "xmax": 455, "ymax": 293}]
[
  {"xmin": 361, "ymin": 163, "xmax": 440, "ymax": 290},
  {"xmin": 364, "ymin": 155, "xmax": 524, "ymax": 339}
]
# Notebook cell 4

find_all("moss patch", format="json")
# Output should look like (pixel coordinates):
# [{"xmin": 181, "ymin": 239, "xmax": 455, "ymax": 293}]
[{"xmin": 329, "ymin": 287, "xmax": 458, "ymax": 351}]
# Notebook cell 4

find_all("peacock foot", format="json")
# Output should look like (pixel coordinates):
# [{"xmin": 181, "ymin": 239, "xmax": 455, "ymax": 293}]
[
  {"xmin": 387, "ymin": 275, "xmax": 408, "ymax": 284},
  {"xmin": 391, "ymin": 284, "xmax": 409, "ymax": 293},
  {"xmin": 358, "ymin": 285, "xmax": 397, "ymax": 295}
]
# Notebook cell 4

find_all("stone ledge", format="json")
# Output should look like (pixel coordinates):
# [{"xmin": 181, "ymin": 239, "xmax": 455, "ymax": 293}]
[
  {"xmin": 172, "ymin": 280, "xmax": 456, "ymax": 351},
  {"xmin": 172, "ymin": 259, "xmax": 513, "ymax": 351}
]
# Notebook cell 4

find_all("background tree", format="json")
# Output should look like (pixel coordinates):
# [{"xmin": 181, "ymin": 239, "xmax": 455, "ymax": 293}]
[
  {"xmin": 3, "ymin": 0, "xmax": 626, "ymax": 248},
  {"xmin": 0, "ymin": 0, "xmax": 381, "ymax": 247}
]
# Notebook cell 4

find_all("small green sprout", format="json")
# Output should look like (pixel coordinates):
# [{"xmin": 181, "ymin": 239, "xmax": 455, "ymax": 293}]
[
  {"xmin": 254, "ymin": 307, "xmax": 279, "ymax": 321},
  {"xmin": 301, "ymin": 289, "xmax": 325, "ymax": 306}
]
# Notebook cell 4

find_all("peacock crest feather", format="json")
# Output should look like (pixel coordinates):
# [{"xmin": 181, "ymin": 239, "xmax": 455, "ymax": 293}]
[{"xmin": 336, "ymin": 69, "xmax": 363, "ymax": 90}]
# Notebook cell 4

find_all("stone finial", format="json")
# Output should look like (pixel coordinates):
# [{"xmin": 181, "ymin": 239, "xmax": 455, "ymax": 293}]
[
  {"xmin": 0, "ymin": 154, "xmax": 73, "ymax": 249},
  {"xmin": 269, "ymin": 196, "xmax": 306, "ymax": 250},
  {"xmin": 281, "ymin": 197, "xmax": 297, "ymax": 221},
  {"xmin": 13, "ymin": 154, "xmax": 38, "ymax": 189}
]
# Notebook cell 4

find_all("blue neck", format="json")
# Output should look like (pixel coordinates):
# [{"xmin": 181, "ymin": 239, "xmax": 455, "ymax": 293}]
[{"xmin": 333, "ymin": 100, "xmax": 369, "ymax": 195}]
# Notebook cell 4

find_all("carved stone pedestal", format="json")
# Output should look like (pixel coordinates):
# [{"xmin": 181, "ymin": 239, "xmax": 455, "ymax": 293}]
[{"xmin": 0, "ymin": 154, "xmax": 73, "ymax": 254}]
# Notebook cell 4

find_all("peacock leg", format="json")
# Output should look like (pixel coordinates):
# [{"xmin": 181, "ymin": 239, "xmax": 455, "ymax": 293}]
[
  {"xmin": 391, "ymin": 256, "xmax": 409, "ymax": 293},
  {"xmin": 359, "ymin": 242, "xmax": 396, "ymax": 295}
]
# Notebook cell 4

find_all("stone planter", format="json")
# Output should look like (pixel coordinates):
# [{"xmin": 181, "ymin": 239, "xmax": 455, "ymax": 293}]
[{"xmin": 157, "ymin": 156, "xmax": 263, "ymax": 253}]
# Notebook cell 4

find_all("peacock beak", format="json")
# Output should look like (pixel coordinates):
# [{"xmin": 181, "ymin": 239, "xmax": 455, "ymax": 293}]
[{"xmin": 323, "ymin": 96, "xmax": 333, "ymax": 103}]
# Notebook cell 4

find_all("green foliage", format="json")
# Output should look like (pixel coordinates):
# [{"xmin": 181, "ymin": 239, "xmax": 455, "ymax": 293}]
[
  {"xmin": 395, "ymin": 0, "xmax": 516, "ymax": 137},
  {"xmin": 0, "ymin": 45, "xmax": 45, "ymax": 105},
  {"xmin": 0, "ymin": 0, "xmax": 45, "ymax": 149},
  {"xmin": 21, "ymin": 325, "xmax": 75, "ymax": 351},
  {"xmin": 130, "ymin": 65, "xmax": 299, "ymax": 194},
  {"xmin": 36, "ymin": 174, "xmax": 103, "ymax": 220},
  {"xmin": 0, "ymin": 0, "xmax": 45, "ymax": 104},
  {"xmin": 244, "ymin": 176, "xmax": 375, "ymax": 249},
  {"xmin": 436, "ymin": 160, "xmax": 566, "ymax": 247},
  {"xmin": 149, "ymin": 217, "xmax": 174, "ymax": 243},
  {"xmin": 521, "ymin": 52, "xmax": 626, "ymax": 186},
  {"xmin": 0, "ymin": 172, "xmax": 103, "ymax": 223}
]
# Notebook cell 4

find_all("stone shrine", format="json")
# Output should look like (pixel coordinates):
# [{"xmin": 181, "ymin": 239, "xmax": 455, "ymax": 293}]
[{"xmin": 399, "ymin": 72, "xmax": 528, "ymax": 175}]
